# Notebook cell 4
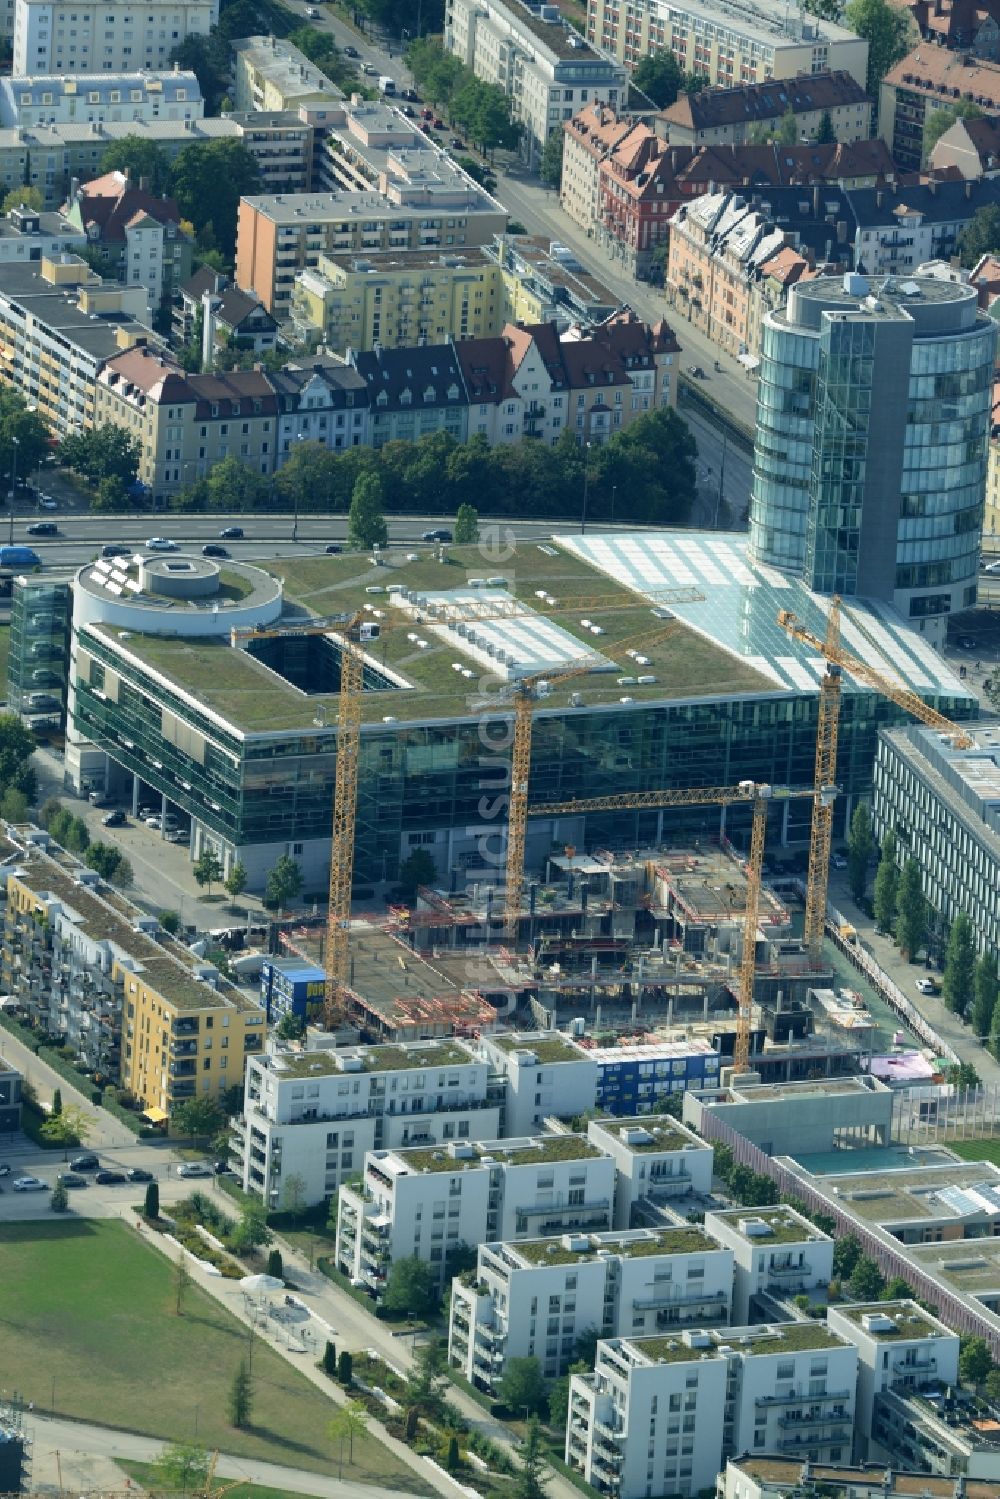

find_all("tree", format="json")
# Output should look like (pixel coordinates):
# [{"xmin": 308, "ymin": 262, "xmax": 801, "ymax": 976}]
[
  {"xmin": 100, "ymin": 136, "xmax": 172, "ymax": 195},
  {"xmin": 3, "ymin": 186, "xmax": 42, "ymax": 212},
  {"xmin": 193, "ymin": 847, "xmax": 222, "ymax": 894},
  {"xmin": 832, "ymin": 1232, "xmax": 862, "ymax": 1280},
  {"xmin": 631, "ymin": 48, "xmax": 686, "ymax": 107},
  {"xmin": 266, "ymin": 1247, "xmax": 284, "ymax": 1280},
  {"xmin": 160, "ymin": 909, "xmax": 182, "ymax": 935},
  {"xmin": 338, "ymin": 1349, "xmax": 353, "ymax": 1386},
  {"xmin": 873, "ymin": 829, "xmax": 899, "ymax": 934},
  {"xmin": 204, "ymin": 455, "xmax": 269, "ymax": 512},
  {"xmin": 40, "ymin": 1105, "xmax": 91, "ymax": 1158},
  {"xmin": 281, "ymin": 1172, "xmax": 308, "ymax": 1223},
  {"xmin": 959, "ymin": 203, "xmax": 1000, "ymax": 268},
  {"xmin": 574, "ymin": 1326, "xmax": 600, "ymax": 1366},
  {"xmin": 843, "ymin": 0, "xmax": 913, "ymax": 98},
  {"xmin": 398, "ymin": 847, "xmax": 437, "ymax": 901},
  {"xmin": 943, "ymin": 912, "xmax": 976, "ymax": 1017},
  {"xmin": 323, "ymin": 1339, "xmax": 338, "ymax": 1377},
  {"xmin": 169, "ymin": 34, "xmax": 229, "ymax": 113},
  {"xmin": 174, "ymin": 1250, "xmax": 192, "ymax": 1315},
  {"xmin": 991, "ymin": 991, "xmax": 1000, "ymax": 1060},
  {"xmin": 453, "ymin": 502, "xmax": 480, "ymax": 544},
  {"xmin": 548, "ymin": 1360, "xmax": 588, "ymax": 1427},
  {"xmin": 172, "ymin": 1095, "xmax": 223, "ymax": 1145},
  {"xmin": 406, "ymin": 1340, "xmax": 449, "ymax": 1421},
  {"xmin": 847, "ymin": 803, "xmax": 873, "ymax": 905},
  {"xmin": 348, "ymin": 471, "xmax": 388, "ymax": 550},
  {"xmin": 51, "ymin": 1087, "xmax": 62, "ymax": 1117},
  {"xmin": 144, "ymin": 1180, "xmax": 160, "ymax": 1220},
  {"xmin": 232, "ymin": 1200, "xmax": 271, "ymax": 1255},
  {"xmin": 275, "ymin": 1010, "xmax": 305, "ymax": 1041},
  {"xmin": 896, "ymin": 856, "xmax": 928, "ymax": 961},
  {"xmin": 85, "ymin": 842, "xmax": 128, "ymax": 882},
  {"xmin": 59, "ymin": 424, "xmax": 141, "ymax": 487},
  {"xmin": 445, "ymin": 1434, "xmax": 460, "ymax": 1472},
  {"xmin": 815, "ymin": 109, "xmax": 836, "ymax": 144},
  {"xmin": 882, "ymin": 1275, "xmax": 913, "ymax": 1300},
  {"xmin": 848, "ymin": 1255, "xmax": 886, "ymax": 1300},
  {"xmin": 224, "ymin": 861, "xmax": 248, "ymax": 907},
  {"xmin": 152, "ymin": 1444, "xmax": 211, "ymax": 1495},
  {"xmin": 499, "ymin": 1356, "xmax": 547, "ymax": 1416},
  {"xmin": 382, "ymin": 1253, "xmax": 440, "ymax": 1318},
  {"xmin": 923, "ymin": 100, "xmax": 983, "ymax": 164},
  {"xmin": 774, "ymin": 107, "xmax": 799, "ymax": 144},
  {"xmin": 986, "ymin": 1368, "xmax": 1000, "ymax": 1403},
  {"xmin": 170, "ymin": 139, "xmax": 260, "ymax": 258},
  {"xmin": 961, "ymin": 1336, "xmax": 994, "ymax": 1389},
  {"xmin": 228, "ymin": 1359, "xmax": 253, "ymax": 1428},
  {"xmin": 0, "ymin": 712, "xmax": 38, "ymax": 804},
  {"xmin": 539, "ymin": 128, "xmax": 564, "ymax": 188},
  {"xmin": 0, "ymin": 788, "xmax": 28, "ymax": 823},
  {"xmin": 50, "ymin": 1181, "xmax": 69, "ymax": 1213},
  {"xmin": 804, "ymin": 0, "xmax": 844, "ymax": 15},
  {"xmin": 265, "ymin": 853, "xmax": 303, "ymax": 915},
  {"xmin": 972, "ymin": 954, "xmax": 999, "ymax": 1041},
  {"xmin": 946, "ymin": 1061, "xmax": 981, "ymax": 1089},
  {"xmin": 514, "ymin": 1417, "xmax": 548, "ymax": 1499},
  {"xmin": 328, "ymin": 1401, "xmax": 368, "ymax": 1476}
]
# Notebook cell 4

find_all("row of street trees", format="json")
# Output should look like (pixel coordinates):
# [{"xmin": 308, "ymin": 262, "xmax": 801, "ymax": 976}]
[
  {"xmin": 405, "ymin": 37, "xmax": 521, "ymax": 157},
  {"xmin": 169, "ymin": 411, "xmax": 698, "ymax": 527}
]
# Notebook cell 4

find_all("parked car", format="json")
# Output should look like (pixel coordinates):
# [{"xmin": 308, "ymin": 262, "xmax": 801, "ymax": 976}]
[
  {"xmin": 306, "ymin": 5, "xmax": 319, "ymax": 14},
  {"xmin": 450, "ymin": 137, "xmax": 465, "ymax": 149},
  {"xmin": 915, "ymin": 977, "xmax": 940, "ymax": 995},
  {"xmin": 420, "ymin": 106, "xmax": 433, "ymax": 119},
  {"xmin": 325, "ymin": 543, "xmax": 343, "ymax": 554},
  {"xmin": 95, "ymin": 1169, "xmax": 127, "ymax": 1185},
  {"xmin": 214, "ymin": 1160, "xmax": 235, "ymax": 1175},
  {"xmin": 26, "ymin": 522, "xmax": 58, "ymax": 536},
  {"xmin": 102, "ymin": 809, "xmax": 127, "ymax": 827},
  {"xmin": 102, "ymin": 543, "xmax": 132, "ymax": 559},
  {"xmin": 401, "ymin": 87, "xmax": 419, "ymax": 101},
  {"xmin": 689, "ymin": 365, "xmax": 706, "ymax": 379},
  {"xmin": 362, "ymin": 62, "xmax": 377, "ymax": 74},
  {"xmin": 422, "ymin": 528, "xmax": 452, "ymax": 542},
  {"xmin": 202, "ymin": 544, "xmax": 229, "ymax": 558},
  {"xmin": 56, "ymin": 1172, "xmax": 87, "ymax": 1189},
  {"xmin": 219, "ymin": 526, "xmax": 244, "ymax": 539},
  {"xmin": 343, "ymin": 43, "xmax": 359, "ymax": 55},
  {"xmin": 126, "ymin": 1167, "xmax": 153, "ymax": 1183},
  {"xmin": 432, "ymin": 116, "xmax": 445, "ymax": 129},
  {"xmin": 177, "ymin": 1162, "xmax": 212, "ymax": 1179},
  {"xmin": 831, "ymin": 853, "xmax": 847, "ymax": 870},
  {"xmin": 958, "ymin": 635, "xmax": 978, "ymax": 648},
  {"xmin": 401, "ymin": 104, "xmax": 415, "ymax": 116},
  {"xmin": 145, "ymin": 536, "xmax": 179, "ymax": 551},
  {"xmin": 38, "ymin": 495, "xmax": 58, "ymax": 510},
  {"xmin": 0, "ymin": 1163, "xmax": 10, "ymax": 1176},
  {"xmin": 143, "ymin": 813, "xmax": 164, "ymax": 828},
  {"xmin": 70, "ymin": 1153, "xmax": 99, "ymax": 1171},
  {"xmin": 13, "ymin": 1175, "xmax": 47, "ymax": 1191}
]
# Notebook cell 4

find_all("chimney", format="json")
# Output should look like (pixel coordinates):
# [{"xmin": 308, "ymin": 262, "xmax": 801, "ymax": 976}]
[
  {"xmin": 139, "ymin": 174, "xmax": 149, "ymax": 192},
  {"xmin": 929, "ymin": 176, "xmax": 938, "ymax": 194},
  {"xmin": 70, "ymin": 175, "xmax": 80, "ymax": 203},
  {"xmin": 836, "ymin": 219, "xmax": 848, "ymax": 243},
  {"xmin": 966, "ymin": 178, "xmax": 973, "ymax": 198},
  {"xmin": 813, "ymin": 182, "xmax": 821, "ymax": 216},
  {"xmin": 876, "ymin": 188, "xmax": 884, "ymax": 208}
]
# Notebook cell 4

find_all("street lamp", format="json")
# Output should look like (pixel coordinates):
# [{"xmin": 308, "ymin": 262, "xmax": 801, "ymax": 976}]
[
  {"xmin": 8, "ymin": 435, "xmax": 19, "ymax": 546},
  {"xmin": 292, "ymin": 431, "xmax": 305, "ymax": 542}
]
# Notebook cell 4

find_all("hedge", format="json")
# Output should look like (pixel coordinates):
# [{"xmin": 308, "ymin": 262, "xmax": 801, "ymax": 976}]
[
  {"xmin": 0, "ymin": 1010, "xmax": 41, "ymax": 1050},
  {"xmin": 21, "ymin": 1099, "xmax": 76, "ymax": 1149},
  {"xmin": 37, "ymin": 1046, "xmax": 103, "ymax": 1105}
]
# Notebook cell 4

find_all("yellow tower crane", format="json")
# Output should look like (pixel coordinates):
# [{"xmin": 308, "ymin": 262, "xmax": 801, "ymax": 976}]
[
  {"xmin": 778, "ymin": 599, "xmax": 975, "ymax": 964},
  {"xmin": 530, "ymin": 781, "xmax": 817, "ymax": 1072},
  {"xmin": 231, "ymin": 585, "xmax": 702, "ymax": 1016}
]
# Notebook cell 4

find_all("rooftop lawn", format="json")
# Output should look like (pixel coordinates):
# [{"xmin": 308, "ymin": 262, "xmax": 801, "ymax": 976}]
[
  {"xmin": 99, "ymin": 542, "xmax": 772, "ymax": 734},
  {"xmin": 946, "ymin": 1138, "xmax": 1000, "ymax": 1166},
  {"xmin": 400, "ymin": 1134, "xmax": 602, "ymax": 1172},
  {"xmin": 513, "ymin": 1225, "xmax": 712, "ymax": 1265},
  {"xmin": 708, "ymin": 1208, "xmax": 822, "ymax": 1243},
  {"xmin": 0, "ymin": 1219, "xmax": 430, "ymax": 1490}
]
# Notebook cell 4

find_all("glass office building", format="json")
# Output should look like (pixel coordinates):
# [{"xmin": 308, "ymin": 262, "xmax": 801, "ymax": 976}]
[
  {"xmin": 749, "ymin": 274, "xmax": 996, "ymax": 647},
  {"xmin": 7, "ymin": 576, "xmax": 71, "ymax": 732}
]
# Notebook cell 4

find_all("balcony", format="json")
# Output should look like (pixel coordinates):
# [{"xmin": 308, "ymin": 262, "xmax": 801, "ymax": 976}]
[
  {"xmin": 757, "ymin": 1388, "xmax": 852, "ymax": 1407},
  {"xmin": 633, "ymin": 1287, "xmax": 726, "ymax": 1312},
  {"xmin": 778, "ymin": 1409, "xmax": 849, "ymax": 1429}
]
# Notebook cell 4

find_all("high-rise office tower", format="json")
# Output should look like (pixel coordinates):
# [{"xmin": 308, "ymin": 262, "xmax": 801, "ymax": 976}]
[{"xmin": 749, "ymin": 273, "xmax": 996, "ymax": 646}]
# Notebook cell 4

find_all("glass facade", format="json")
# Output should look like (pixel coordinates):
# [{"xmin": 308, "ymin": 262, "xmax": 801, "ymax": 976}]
[
  {"xmin": 749, "ymin": 277, "xmax": 996, "ymax": 632},
  {"xmin": 8, "ymin": 577, "xmax": 71, "ymax": 730},
  {"xmin": 72, "ymin": 621, "xmax": 977, "ymax": 883}
]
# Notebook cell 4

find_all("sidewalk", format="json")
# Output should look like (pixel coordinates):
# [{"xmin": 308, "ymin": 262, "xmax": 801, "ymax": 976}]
[
  {"xmin": 0, "ymin": 1024, "xmax": 134, "ymax": 1149},
  {"xmin": 828, "ymin": 869, "xmax": 1000, "ymax": 1086}
]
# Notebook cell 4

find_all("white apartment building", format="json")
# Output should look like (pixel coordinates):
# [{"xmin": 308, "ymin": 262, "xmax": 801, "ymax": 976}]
[
  {"xmin": 568, "ymin": 1322, "xmax": 858, "ymax": 1499},
  {"xmin": 232, "ymin": 1039, "xmax": 500, "ymax": 1209},
  {"xmin": 587, "ymin": 1116, "xmax": 714, "ymax": 1229},
  {"xmin": 335, "ymin": 1134, "xmax": 617, "ymax": 1294},
  {"xmin": 13, "ymin": 0, "xmax": 217, "ymax": 76},
  {"xmin": 587, "ymin": 0, "xmax": 867, "ymax": 84},
  {"xmin": 445, "ymin": 0, "xmax": 627, "ymax": 171},
  {"xmin": 704, "ymin": 1206, "xmax": 835, "ymax": 1323},
  {"xmin": 0, "ymin": 70, "xmax": 202, "ymax": 127},
  {"xmin": 481, "ymin": 1033, "xmax": 598, "ymax": 1136},
  {"xmin": 448, "ymin": 1224, "xmax": 733, "ymax": 1391},
  {"xmin": 826, "ymin": 1301, "xmax": 960, "ymax": 1452}
]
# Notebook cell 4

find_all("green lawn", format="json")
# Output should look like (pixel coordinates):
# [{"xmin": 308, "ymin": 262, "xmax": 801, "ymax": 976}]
[
  {"xmin": 947, "ymin": 1138, "xmax": 1000, "ymax": 1165},
  {"xmin": 0, "ymin": 1220, "xmax": 430, "ymax": 1490}
]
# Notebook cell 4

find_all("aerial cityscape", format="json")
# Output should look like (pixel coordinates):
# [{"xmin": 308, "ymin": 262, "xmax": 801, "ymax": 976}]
[{"xmin": 10, "ymin": 1, "xmax": 1000, "ymax": 1499}]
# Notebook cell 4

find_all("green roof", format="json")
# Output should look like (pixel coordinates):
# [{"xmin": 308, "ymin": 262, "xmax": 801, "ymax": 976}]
[
  {"xmin": 490, "ymin": 1034, "xmax": 585, "ymax": 1064},
  {"xmin": 708, "ymin": 1208, "xmax": 824, "ymax": 1244},
  {"xmin": 272, "ymin": 1042, "xmax": 473, "ymax": 1078},
  {"xmin": 834, "ymin": 1302, "xmax": 940, "ymax": 1338},
  {"xmin": 592, "ymin": 1117, "xmax": 700, "ymax": 1152},
  {"xmin": 628, "ymin": 1323, "xmax": 843, "ymax": 1363},
  {"xmin": 511, "ymin": 1226, "xmax": 716, "ymax": 1265},
  {"xmin": 625, "ymin": 1335, "xmax": 713, "ymax": 1363},
  {"xmin": 92, "ymin": 542, "xmax": 772, "ymax": 735},
  {"xmin": 398, "ymin": 1134, "xmax": 603, "ymax": 1172}
]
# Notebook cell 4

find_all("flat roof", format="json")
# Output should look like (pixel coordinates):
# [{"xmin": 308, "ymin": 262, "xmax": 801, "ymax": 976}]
[
  {"xmin": 489, "ymin": 1033, "xmax": 588, "ymax": 1063},
  {"xmin": 624, "ymin": 1321, "xmax": 844, "ymax": 1363},
  {"xmin": 270, "ymin": 1039, "xmax": 476, "ymax": 1077},
  {"xmin": 833, "ymin": 1302, "xmax": 943, "ymax": 1338},
  {"xmin": 725, "ymin": 1457, "xmax": 1000, "ymax": 1499},
  {"xmin": 706, "ymin": 1206, "xmax": 827, "ymax": 1243},
  {"xmin": 908, "ymin": 1239, "xmax": 1000, "ymax": 1296},
  {"xmin": 649, "ymin": 0, "xmax": 862, "ymax": 49},
  {"xmin": 815, "ymin": 1163, "xmax": 1000, "ymax": 1222},
  {"xmin": 387, "ymin": 1133, "xmax": 604, "ymax": 1173},
  {"xmin": 591, "ymin": 1117, "xmax": 705, "ymax": 1152},
  {"xmin": 507, "ymin": 1224, "xmax": 716, "ymax": 1264}
]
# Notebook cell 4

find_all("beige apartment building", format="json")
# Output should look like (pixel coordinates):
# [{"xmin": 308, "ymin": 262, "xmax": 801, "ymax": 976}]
[
  {"xmin": 95, "ymin": 348, "xmax": 279, "ymax": 498},
  {"xmin": 232, "ymin": 35, "xmax": 342, "ymax": 114},
  {"xmin": 658, "ymin": 70, "xmax": 873, "ymax": 146},
  {"xmin": 291, "ymin": 246, "xmax": 505, "ymax": 352},
  {"xmin": 561, "ymin": 100, "xmax": 639, "ymax": 233},
  {"xmin": 587, "ymin": 0, "xmax": 868, "ymax": 86},
  {"xmin": 236, "ymin": 184, "xmax": 508, "ymax": 318},
  {"xmin": 668, "ymin": 190, "xmax": 785, "ymax": 356}
]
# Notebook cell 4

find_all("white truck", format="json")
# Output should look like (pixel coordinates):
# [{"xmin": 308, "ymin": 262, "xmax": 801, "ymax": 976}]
[{"xmin": 378, "ymin": 75, "xmax": 396, "ymax": 94}]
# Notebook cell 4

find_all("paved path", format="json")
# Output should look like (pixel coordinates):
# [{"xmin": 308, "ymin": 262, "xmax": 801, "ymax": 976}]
[
  {"xmin": 27, "ymin": 1414, "xmax": 424, "ymax": 1499},
  {"xmin": 0, "ymin": 1027, "xmax": 134, "ymax": 1149}
]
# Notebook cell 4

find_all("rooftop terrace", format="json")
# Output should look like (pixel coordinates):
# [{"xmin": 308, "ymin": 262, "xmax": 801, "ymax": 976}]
[
  {"xmin": 270, "ymin": 1039, "xmax": 475, "ymax": 1078},
  {"xmin": 510, "ymin": 1225, "xmax": 714, "ymax": 1265},
  {"xmin": 488, "ymin": 1033, "xmax": 587, "ymax": 1064},
  {"xmin": 626, "ymin": 1322, "xmax": 844, "ymax": 1363},
  {"xmin": 591, "ymin": 1117, "xmax": 703, "ymax": 1152},
  {"xmin": 391, "ymin": 1133, "xmax": 604, "ymax": 1172},
  {"xmin": 706, "ymin": 1207, "xmax": 826, "ymax": 1243},
  {"xmin": 833, "ymin": 1301, "xmax": 944, "ymax": 1338}
]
